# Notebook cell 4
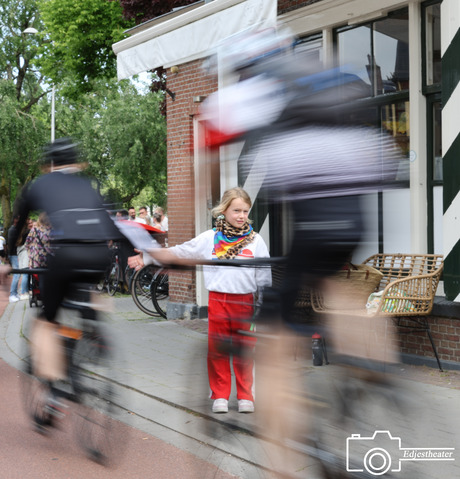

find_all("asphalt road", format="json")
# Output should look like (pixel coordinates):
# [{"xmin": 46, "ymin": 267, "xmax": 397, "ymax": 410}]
[{"xmin": 0, "ymin": 357, "xmax": 240, "ymax": 479}]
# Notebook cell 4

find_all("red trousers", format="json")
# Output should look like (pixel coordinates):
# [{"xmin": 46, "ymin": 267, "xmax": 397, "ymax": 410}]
[{"xmin": 208, "ymin": 291, "xmax": 256, "ymax": 401}]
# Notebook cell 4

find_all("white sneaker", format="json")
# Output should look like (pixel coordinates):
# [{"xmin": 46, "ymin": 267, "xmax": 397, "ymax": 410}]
[
  {"xmin": 19, "ymin": 293, "xmax": 29, "ymax": 301},
  {"xmin": 9, "ymin": 295, "xmax": 19, "ymax": 303},
  {"xmin": 212, "ymin": 398, "xmax": 229, "ymax": 413},
  {"xmin": 238, "ymin": 399, "xmax": 255, "ymax": 413}
]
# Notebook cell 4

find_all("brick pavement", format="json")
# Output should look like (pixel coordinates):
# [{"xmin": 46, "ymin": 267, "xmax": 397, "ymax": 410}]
[{"xmin": 1, "ymin": 292, "xmax": 460, "ymax": 478}]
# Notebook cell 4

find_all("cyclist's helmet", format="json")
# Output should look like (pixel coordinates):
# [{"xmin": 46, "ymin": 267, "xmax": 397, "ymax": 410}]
[
  {"xmin": 209, "ymin": 25, "xmax": 295, "ymax": 78},
  {"xmin": 42, "ymin": 137, "xmax": 80, "ymax": 167}
]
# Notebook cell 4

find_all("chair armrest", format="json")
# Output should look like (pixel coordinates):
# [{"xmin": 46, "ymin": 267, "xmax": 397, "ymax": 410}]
[{"xmin": 369, "ymin": 272, "xmax": 441, "ymax": 316}]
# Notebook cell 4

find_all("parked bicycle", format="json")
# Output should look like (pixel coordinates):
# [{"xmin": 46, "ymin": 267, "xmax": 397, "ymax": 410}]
[
  {"xmin": 130, "ymin": 264, "xmax": 169, "ymax": 318},
  {"xmin": 97, "ymin": 244, "xmax": 121, "ymax": 296}
]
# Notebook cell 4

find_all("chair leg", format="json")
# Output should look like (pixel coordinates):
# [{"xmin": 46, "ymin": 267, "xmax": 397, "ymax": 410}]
[{"xmin": 424, "ymin": 321, "xmax": 443, "ymax": 372}]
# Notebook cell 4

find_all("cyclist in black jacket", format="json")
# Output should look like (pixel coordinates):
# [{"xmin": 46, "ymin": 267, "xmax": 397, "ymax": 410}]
[{"xmin": 14, "ymin": 138, "xmax": 124, "ymax": 323}]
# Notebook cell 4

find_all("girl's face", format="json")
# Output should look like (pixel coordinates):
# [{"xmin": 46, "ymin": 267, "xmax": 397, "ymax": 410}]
[{"xmin": 223, "ymin": 198, "xmax": 250, "ymax": 229}]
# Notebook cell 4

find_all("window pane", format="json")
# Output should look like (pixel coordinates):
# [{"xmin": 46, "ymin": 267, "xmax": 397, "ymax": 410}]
[
  {"xmin": 426, "ymin": 4, "xmax": 441, "ymax": 85},
  {"xmin": 381, "ymin": 101, "xmax": 410, "ymax": 181},
  {"xmin": 373, "ymin": 10, "xmax": 409, "ymax": 94},
  {"xmin": 432, "ymin": 101, "xmax": 442, "ymax": 181},
  {"xmin": 295, "ymin": 35, "xmax": 323, "ymax": 64},
  {"xmin": 336, "ymin": 25, "xmax": 372, "ymax": 87}
]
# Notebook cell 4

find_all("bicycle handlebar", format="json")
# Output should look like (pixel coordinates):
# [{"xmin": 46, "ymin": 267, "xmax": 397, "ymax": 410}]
[
  {"xmin": 9, "ymin": 257, "xmax": 285, "ymax": 275},
  {"xmin": 8, "ymin": 268, "xmax": 105, "ymax": 275}
]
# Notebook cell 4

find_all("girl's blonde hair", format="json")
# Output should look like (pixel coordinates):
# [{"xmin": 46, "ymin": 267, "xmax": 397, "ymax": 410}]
[{"xmin": 211, "ymin": 187, "xmax": 252, "ymax": 220}]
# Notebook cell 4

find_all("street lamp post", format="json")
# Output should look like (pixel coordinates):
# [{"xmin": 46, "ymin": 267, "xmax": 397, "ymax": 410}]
[
  {"xmin": 23, "ymin": 27, "xmax": 55, "ymax": 143},
  {"xmin": 51, "ymin": 85, "xmax": 55, "ymax": 143}
]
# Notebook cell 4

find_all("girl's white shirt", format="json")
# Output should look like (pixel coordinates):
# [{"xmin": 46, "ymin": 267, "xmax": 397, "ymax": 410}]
[{"xmin": 169, "ymin": 229, "xmax": 271, "ymax": 294}]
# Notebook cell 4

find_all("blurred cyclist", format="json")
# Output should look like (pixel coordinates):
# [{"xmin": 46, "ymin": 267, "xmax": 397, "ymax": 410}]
[
  {"xmin": 198, "ymin": 27, "xmax": 404, "ymax": 475},
  {"xmin": 201, "ymin": 26, "xmax": 401, "ymax": 330},
  {"xmin": 13, "ymin": 138, "xmax": 124, "ymax": 326}
]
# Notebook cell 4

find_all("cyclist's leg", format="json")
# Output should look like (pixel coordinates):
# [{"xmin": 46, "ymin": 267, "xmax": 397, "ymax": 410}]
[{"xmin": 281, "ymin": 196, "xmax": 364, "ymax": 323}]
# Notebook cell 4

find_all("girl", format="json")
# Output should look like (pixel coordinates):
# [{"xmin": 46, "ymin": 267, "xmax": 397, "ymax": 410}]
[{"xmin": 131, "ymin": 187, "xmax": 271, "ymax": 413}]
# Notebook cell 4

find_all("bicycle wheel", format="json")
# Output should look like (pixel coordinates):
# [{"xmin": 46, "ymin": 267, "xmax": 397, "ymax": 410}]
[
  {"xmin": 123, "ymin": 265, "xmax": 136, "ymax": 293},
  {"xmin": 106, "ymin": 258, "xmax": 120, "ymax": 296},
  {"xmin": 20, "ymin": 354, "xmax": 55, "ymax": 433},
  {"xmin": 130, "ymin": 264, "xmax": 160, "ymax": 316},
  {"xmin": 152, "ymin": 270, "xmax": 169, "ymax": 318},
  {"xmin": 71, "ymin": 324, "xmax": 125, "ymax": 465}
]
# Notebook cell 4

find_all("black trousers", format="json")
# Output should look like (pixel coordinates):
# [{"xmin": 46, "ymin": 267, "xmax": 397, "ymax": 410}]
[
  {"xmin": 281, "ymin": 195, "xmax": 364, "ymax": 324},
  {"xmin": 42, "ymin": 243, "xmax": 111, "ymax": 322}
]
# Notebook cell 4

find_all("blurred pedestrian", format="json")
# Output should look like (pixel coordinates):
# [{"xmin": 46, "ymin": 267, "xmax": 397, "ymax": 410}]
[
  {"xmin": 128, "ymin": 206, "xmax": 146, "ymax": 224},
  {"xmin": 25, "ymin": 212, "xmax": 52, "ymax": 303},
  {"xmin": 138, "ymin": 206, "xmax": 151, "ymax": 226},
  {"xmin": 152, "ymin": 212, "xmax": 162, "ymax": 230},
  {"xmin": 27, "ymin": 215, "xmax": 52, "ymax": 264},
  {"xmin": 16, "ymin": 217, "xmax": 33, "ymax": 300},
  {"xmin": 155, "ymin": 207, "xmax": 168, "ymax": 231},
  {"xmin": 116, "ymin": 209, "xmax": 129, "ymax": 220},
  {"xmin": 0, "ymin": 230, "xmax": 6, "ymax": 265},
  {"xmin": 8, "ymin": 216, "xmax": 22, "ymax": 302}
]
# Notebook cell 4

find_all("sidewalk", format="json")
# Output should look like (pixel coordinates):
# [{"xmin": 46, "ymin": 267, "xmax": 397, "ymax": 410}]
[{"xmin": 1, "ymin": 293, "xmax": 460, "ymax": 478}]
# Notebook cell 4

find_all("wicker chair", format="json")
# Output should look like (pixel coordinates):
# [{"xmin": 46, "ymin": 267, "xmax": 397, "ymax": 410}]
[{"xmin": 311, "ymin": 254, "xmax": 444, "ymax": 370}]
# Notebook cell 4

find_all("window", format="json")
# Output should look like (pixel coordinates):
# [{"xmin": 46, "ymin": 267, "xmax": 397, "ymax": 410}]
[
  {"xmin": 294, "ymin": 33, "xmax": 323, "ymax": 64},
  {"xmin": 381, "ymin": 100, "xmax": 410, "ymax": 181},
  {"xmin": 336, "ymin": 9, "xmax": 409, "ymax": 97},
  {"xmin": 335, "ymin": 9, "xmax": 410, "ymax": 183},
  {"xmin": 334, "ymin": 10, "xmax": 410, "ymax": 254},
  {"xmin": 423, "ymin": 1, "xmax": 442, "ymax": 253},
  {"xmin": 424, "ymin": 2, "xmax": 442, "ymax": 88}
]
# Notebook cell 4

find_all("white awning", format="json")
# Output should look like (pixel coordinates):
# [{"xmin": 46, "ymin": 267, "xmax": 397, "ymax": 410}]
[{"xmin": 113, "ymin": 0, "xmax": 277, "ymax": 80}]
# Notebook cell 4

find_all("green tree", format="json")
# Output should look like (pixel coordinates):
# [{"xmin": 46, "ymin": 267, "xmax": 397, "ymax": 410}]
[
  {"xmin": 37, "ymin": 0, "xmax": 133, "ymax": 99},
  {"xmin": 0, "ymin": 0, "xmax": 165, "ymax": 227},
  {"xmin": 52, "ymin": 78, "xmax": 167, "ymax": 207},
  {"xmin": 0, "ymin": 0, "xmax": 49, "ymax": 227},
  {"xmin": 0, "ymin": 0, "xmax": 47, "ymax": 107},
  {"xmin": 0, "ymin": 81, "xmax": 46, "ymax": 227}
]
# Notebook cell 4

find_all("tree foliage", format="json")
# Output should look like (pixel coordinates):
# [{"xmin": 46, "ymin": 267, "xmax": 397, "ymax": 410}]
[
  {"xmin": 37, "ymin": 0, "xmax": 134, "ymax": 98},
  {"xmin": 0, "ymin": 0, "xmax": 167, "ymax": 228},
  {"xmin": 0, "ymin": 0, "xmax": 47, "ymax": 109},
  {"xmin": 53, "ymin": 79, "xmax": 167, "ymax": 208},
  {"xmin": 0, "ymin": 81, "xmax": 46, "ymax": 227},
  {"xmin": 119, "ymin": 0, "xmax": 197, "ymax": 25},
  {"xmin": 0, "ymin": 0, "xmax": 49, "ymax": 227}
]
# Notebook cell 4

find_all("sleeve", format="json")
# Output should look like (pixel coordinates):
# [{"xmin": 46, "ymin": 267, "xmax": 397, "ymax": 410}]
[
  {"xmin": 254, "ymin": 236, "xmax": 272, "ymax": 290},
  {"xmin": 169, "ymin": 231, "xmax": 210, "ymax": 260}
]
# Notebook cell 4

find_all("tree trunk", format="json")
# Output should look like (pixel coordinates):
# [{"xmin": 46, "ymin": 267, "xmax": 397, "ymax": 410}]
[{"xmin": 0, "ymin": 176, "xmax": 12, "ymax": 232}]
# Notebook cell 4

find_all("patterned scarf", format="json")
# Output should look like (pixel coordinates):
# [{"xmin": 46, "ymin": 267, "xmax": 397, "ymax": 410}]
[{"xmin": 213, "ymin": 216, "xmax": 255, "ymax": 259}]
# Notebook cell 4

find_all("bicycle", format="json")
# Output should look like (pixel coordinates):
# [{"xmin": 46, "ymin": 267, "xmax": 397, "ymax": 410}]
[
  {"xmin": 123, "ymin": 263, "xmax": 136, "ymax": 292},
  {"xmin": 130, "ymin": 264, "xmax": 169, "ymax": 318},
  {"xmin": 96, "ymin": 244, "xmax": 121, "ymax": 296},
  {"xmin": 151, "ymin": 269, "xmax": 169, "ymax": 318},
  {"xmin": 20, "ymin": 277, "xmax": 126, "ymax": 465}
]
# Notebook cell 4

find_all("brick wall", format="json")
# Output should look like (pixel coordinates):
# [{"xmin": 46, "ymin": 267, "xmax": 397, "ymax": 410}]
[
  {"xmin": 166, "ymin": 60, "xmax": 217, "ymax": 313},
  {"xmin": 397, "ymin": 316, "xmax": 460, "ymax": 365},
  {"xmin": 278, "ymin": 0, "xmax": 324, "ymax": 15}
]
